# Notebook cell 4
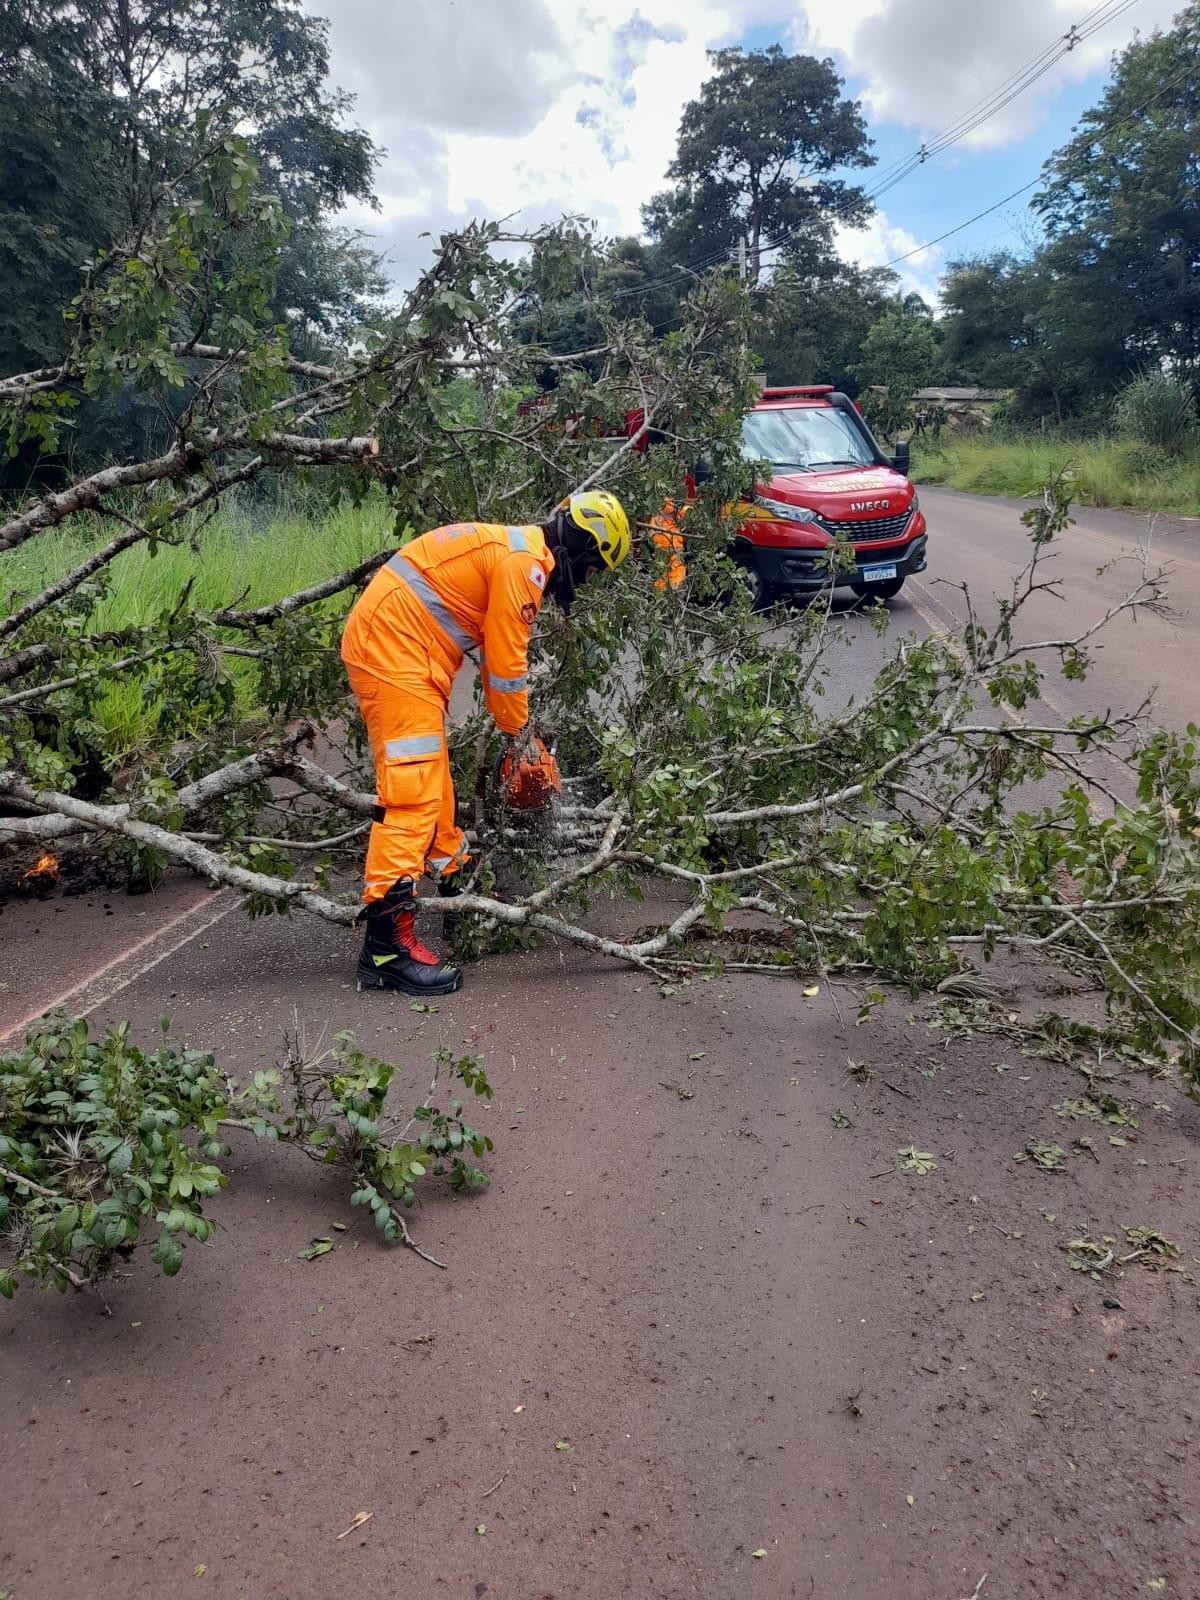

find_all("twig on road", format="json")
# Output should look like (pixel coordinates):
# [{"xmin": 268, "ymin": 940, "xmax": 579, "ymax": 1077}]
[{"xmin": 388, "ymin": 1205, "xmax": 447, "ymax": 1270}]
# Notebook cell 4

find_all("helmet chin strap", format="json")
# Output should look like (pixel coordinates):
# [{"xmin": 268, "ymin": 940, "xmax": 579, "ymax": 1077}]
[
  {"xmin": 544, "ymin": 512, "xmax": 578, "ymax": 613},
  {"xmin": 544, "ymin": 511, "xmax": 602, "ymax": 613}
]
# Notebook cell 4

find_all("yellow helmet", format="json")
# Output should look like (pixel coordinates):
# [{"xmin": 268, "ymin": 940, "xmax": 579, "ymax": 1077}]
[{"xmin": 564, "ymin": 490, "xmax": 631, "ymax": 570}]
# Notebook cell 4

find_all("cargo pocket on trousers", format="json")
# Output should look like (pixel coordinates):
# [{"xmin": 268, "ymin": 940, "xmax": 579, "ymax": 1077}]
[{"xmin": 379, "ymin": 733, "xmax": 443, "ymax": 811}]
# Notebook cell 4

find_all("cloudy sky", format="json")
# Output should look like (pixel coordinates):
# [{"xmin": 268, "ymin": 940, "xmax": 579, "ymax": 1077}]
[{"xmin": 308, "ymin": 0, "xmax": 1182, "ymax": 301}]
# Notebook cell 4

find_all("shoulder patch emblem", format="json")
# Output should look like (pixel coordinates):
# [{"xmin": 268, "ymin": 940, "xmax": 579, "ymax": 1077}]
[
  {"xmin": 529, "ymin": 564, "xmax": 547, "ymax": 590},
  {"xmin": 520, "ymin": 601, "xmax": 538, "ymax": 626}
]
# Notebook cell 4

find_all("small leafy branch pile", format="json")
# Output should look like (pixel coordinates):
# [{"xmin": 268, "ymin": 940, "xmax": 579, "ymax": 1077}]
[
  {"xmin": 0, "ymin": 1012, "xmax": 492, "ymax": 1299},
  {"xmin": 0, "ymin": 122, "xmax": 1198, "ymax": 1089}
]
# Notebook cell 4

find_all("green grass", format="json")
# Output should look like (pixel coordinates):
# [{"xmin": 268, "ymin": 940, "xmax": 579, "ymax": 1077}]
[
  {"xmin": 1, "ymin": 498, "xmax": 395, "ymax": 752},
  {"xmin": 914, "ymin": 435, "xmax": 1200, "ymax": 517},
  {"xmin": 2, "ymin": 497, "xmax": 395, "ymax": 626}
]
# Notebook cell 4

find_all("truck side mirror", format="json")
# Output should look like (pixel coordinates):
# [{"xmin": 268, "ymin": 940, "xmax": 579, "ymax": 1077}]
[
  {"xmin": 693, "ymin": 454, "xmax": 713, "ymax": 486},
  {"xmin": 892, "ymin": 439, "xmax": 911, "ymax": 477}
]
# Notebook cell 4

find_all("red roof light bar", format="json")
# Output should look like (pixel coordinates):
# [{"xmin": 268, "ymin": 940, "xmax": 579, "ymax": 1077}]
[{"xmin": 759, "ymin": 385, "xmax": 835, "ymax": 399}]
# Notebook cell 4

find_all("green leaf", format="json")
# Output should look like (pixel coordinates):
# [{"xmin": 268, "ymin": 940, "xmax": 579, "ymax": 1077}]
[{"xmin": 897, "ymin": 1146, "xmax": 936, "ymax": 1176}]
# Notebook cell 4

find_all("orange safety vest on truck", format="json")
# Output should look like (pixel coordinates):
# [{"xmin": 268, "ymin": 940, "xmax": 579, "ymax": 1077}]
[{"xmin": 341, "ymin": 522, "xmax": 554, "ymax": 902}]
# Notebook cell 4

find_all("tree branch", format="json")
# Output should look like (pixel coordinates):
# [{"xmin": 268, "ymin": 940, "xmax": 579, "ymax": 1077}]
[
  {"xmin": 209, "ymin": 549, "xmax": 391, "ymax": 629},
  {"xmin": 0, "ymin": 1163, "xmax": 60, "ymax": 1199},
  {"xmin": 0, "ymin": 435, "xmax": 376, "ymax": 552}
]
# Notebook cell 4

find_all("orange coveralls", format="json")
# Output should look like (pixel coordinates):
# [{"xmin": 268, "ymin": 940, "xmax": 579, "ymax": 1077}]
[{"xmin": 341, "ymin": 522, "xmax": 554, "ymax": 904}]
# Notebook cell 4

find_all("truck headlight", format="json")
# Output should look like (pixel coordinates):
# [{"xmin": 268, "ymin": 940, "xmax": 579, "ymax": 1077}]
[{"xmin": 756, "ymin": 496, "xmax": 819, "ymax": 525}]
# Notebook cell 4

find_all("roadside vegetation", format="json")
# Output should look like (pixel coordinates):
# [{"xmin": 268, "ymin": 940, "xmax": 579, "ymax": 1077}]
[
  {"xmin": 915, "ymin": 372, "xmax": 1200, "ymax": 515},
  {"xmin": 0, "ymin": 497, "xmax": 393, "ymax": 622},
  {"xmin": 1, "ymin": 499, "xmax": 392, "ymax": 753},
  {"xmin": 915, "ymin": 434, "xmax": 1200, "ymax": 517}
]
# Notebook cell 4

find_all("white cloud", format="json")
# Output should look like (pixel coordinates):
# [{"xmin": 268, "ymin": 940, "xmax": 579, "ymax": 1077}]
[
  {"xmin": 307, "ymin": 0, "xmax": 784, "ymax": 280},
  {"xmin": 794, "ymin": 0, "xmax": 1182, "ymax": 148},
  {"xmin": 305, "ymin": 0, "xmax": 1176, "ymax": 290},
  {"xmin": 836, "ymin": 211, "xmax": 943, "ymax": 303},
  {"xmin": 314, "ymin": 0, "xmax": 572, "ymax": 140}
]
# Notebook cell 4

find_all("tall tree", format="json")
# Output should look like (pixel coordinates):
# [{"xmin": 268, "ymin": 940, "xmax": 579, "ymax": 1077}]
[
  {"xmin": 643, "ymin": 45, "xmax": 874, "ymax": 285},
  {"xmin": 0, "ymin": 2, "xmax": 120, "ymax": 372},
  {"xmin": 1033, "ymin": 3, "xmax": 1200, "ymax": 383},
  {"xmin": 512, "ymin": 233, "xmax": 685, "ymax": 386},
  {"xmin": 940, "ymin": 252, "xmax": 1036, "ymax": 390},
  {"xmin": 756, "ymin": 259, "xmax": 898, "ymax": 391},
  {"xmin": 939, "ymin": 251, "xmax": 1082, "ymax": 422},
  {"xmin": 0, "ymin": 0, "xmax": 381, "ymax": 375}
]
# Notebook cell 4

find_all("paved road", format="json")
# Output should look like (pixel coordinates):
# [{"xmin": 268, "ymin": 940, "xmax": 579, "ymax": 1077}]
[
  {"xmin": 3, "ymin": 489, "xmax": 1199, "ymax": 1598},
  {"xmin": 795, "ymin": 487, "xmax": 1200, "ymax": 824},
  {"xmin": 913, "ymin": 488, "xmax": 1200, "ymax": 736},
  {"xmin": 824, "ymin": 486, "xmax": 1199, "ymax": 733}
]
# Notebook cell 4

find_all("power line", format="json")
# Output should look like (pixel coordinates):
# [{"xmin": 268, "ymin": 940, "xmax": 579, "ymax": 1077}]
[
  {"xmin": 753, "ymin": 0, "xmax": 1144, "ymax": 269},
  {"xmin": 600, "ymin": 0, "xmax": 1144, "ymax": 300},
  {"xmin": 548, "ymin": 0, "xmax": 1151, "ymax": 322},
  {"xmin": 877, "ymin": 56, "xmax": 1193, "ymax": 271},
  {"xmin": 880, "ymin": 178, "xmax": 1042, "ymax": 270},
  {"xmin": 912, "ymin": 0, "xmax": 1138, "ymax": 160},
  {"xmin": 632, "ymin": 42, "xmax": 1191, "ymax": 338}
]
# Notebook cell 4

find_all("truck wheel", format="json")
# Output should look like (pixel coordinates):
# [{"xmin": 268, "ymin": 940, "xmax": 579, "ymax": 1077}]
[
  {"xmin": 735, "ymin": 556, "xmax": 774, "ymax": 614},
  {"xmin": 851, "ymin": 577, "xmax": 905, "ymax": 603}
]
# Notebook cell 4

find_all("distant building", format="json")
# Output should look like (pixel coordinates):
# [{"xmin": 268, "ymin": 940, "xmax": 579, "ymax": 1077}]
[
  {"xmin": 907, "ymin": 387, "xmax": 1013, "ymax": 437},
  {"xmin": 913, "ymin": 387, "xmax": 1011, "ymax": 413}
]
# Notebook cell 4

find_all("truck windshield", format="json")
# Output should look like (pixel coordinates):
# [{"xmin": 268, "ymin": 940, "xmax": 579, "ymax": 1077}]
[{"xmin": 741, "ymin": 406, "xmax": 875, "ymax": 472}]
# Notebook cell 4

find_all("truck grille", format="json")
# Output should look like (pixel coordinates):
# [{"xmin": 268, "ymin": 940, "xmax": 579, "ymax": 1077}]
[{"xmin": 819, "ymin": 510, "xmax": 913, "ymax": 544}]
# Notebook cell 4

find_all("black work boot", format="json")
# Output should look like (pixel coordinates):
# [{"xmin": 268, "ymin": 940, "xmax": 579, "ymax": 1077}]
[{"xmin": 356, "ymin": 878, "xmax": 463, "ymax": 996}]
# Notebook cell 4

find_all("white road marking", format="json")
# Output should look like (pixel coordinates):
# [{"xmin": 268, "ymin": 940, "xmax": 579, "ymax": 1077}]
[{"xmin": 0, "ymin": 889, "xmax": 239, "ymax": 1047}]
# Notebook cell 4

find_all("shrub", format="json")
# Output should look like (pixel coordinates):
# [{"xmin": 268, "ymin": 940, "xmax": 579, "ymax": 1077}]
[{"xmin": 1114, "ymin": 372, "xmax": 1197, "ymax": 455}]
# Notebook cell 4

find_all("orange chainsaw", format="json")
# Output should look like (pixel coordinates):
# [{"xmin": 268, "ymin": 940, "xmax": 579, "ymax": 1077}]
[{"xmin": 496, "ymin": 733, "xmax": 562, "ymax": 814}]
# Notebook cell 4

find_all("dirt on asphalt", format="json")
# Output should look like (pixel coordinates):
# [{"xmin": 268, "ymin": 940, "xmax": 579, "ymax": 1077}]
[{"xmin": 2, "ymin": 884, "xmax": 1199, "ymax": 1600}]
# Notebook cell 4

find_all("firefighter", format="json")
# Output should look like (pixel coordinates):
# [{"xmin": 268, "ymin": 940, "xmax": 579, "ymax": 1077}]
[
  {"xmin": 341, "ymin": 490, "xmax": 631, "ymax": 996},
  {"xmin": 647, "ymin": 500, "xmax": 687, "ymax": 591}
]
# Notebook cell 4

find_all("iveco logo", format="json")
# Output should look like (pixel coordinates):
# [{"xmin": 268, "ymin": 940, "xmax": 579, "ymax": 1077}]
[{"xmin": 850, "ymin": 499, "xmax": 891, "ymax": 512}]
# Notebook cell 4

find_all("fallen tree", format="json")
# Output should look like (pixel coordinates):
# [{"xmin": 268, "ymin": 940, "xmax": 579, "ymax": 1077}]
[{"xmin": 1, "ymin": 126, "xmax": 1198, "ymax": 1102}]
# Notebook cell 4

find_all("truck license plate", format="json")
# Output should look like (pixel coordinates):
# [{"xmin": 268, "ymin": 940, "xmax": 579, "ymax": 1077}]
[{"xmin": 861, "ymin": 564, "xmax": 897, "ymax": 582}]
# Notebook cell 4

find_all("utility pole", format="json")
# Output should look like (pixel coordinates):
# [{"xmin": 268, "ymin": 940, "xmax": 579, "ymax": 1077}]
[{"xmin": 736, "ymin": 236, "xmax": 755, "ymax": 377}]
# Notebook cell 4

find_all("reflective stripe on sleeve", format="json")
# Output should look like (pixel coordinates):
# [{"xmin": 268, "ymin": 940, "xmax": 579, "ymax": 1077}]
[
  {"xmin": 506, "ymin": 526, "xmax": 530, "ymax": 552},
  {"xmin": 488, "ymin": 673, "xmax": 528, "ymax": 693},
  {"xmin": 384, "ymin": 734, "xmax": 442, "ymax": 760},
  {"xmin": 386, "ymin": 554, "xmax": 480, "ymax": 659}
]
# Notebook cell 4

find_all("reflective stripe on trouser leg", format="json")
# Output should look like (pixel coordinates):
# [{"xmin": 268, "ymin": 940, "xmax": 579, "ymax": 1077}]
[
  {"xmin": 345, "ymin": 664, "xmax": 449, "ymax": 904},
  {"xmin": 427, "ymin": 727, "xmax": 469, "ymax": 881}
]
